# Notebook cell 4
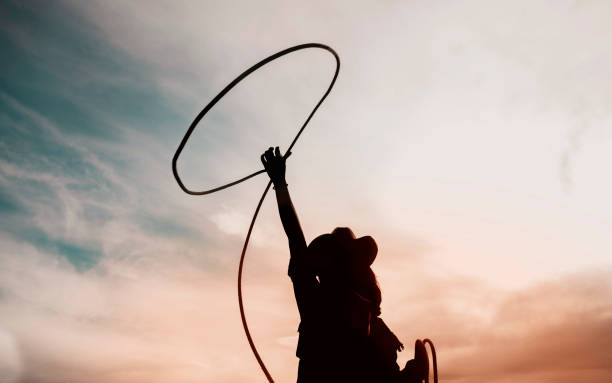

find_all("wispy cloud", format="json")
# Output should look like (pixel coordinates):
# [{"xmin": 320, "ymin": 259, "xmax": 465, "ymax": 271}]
[
  {"xmin": 1, "ymin": 0, "xmax": 611, "ymax": 382},
  {"xmin": 377, "ymin": 262, "xmax": 612, "ymax": 383},
  {"xmin": 1, "ymin": 234, "xmax": 611, "ymax": 382}
]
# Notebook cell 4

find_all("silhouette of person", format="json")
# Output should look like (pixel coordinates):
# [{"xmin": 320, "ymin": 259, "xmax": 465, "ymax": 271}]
[{"xmin": 261, "ymin": 147, "xmax": 429, "ymax": 383}]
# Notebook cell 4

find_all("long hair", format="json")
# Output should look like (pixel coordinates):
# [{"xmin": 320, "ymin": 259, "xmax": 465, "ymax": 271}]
[{"xmin": 351, "ymin": 266, "xmax": 382, "ymax": 317}]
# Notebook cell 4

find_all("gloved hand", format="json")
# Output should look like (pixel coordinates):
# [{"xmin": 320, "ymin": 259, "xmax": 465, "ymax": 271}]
[{"xmin": 260, "ymin": 146, "xmax": 291, "ymax": 187}]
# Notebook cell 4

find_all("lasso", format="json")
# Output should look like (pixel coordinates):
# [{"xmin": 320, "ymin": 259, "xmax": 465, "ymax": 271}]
[{"xmin": 172, "ymin": 43, "xmax": 438, "ymax": 383}]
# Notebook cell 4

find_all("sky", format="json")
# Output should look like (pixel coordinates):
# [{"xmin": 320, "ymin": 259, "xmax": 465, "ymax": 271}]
[{"xmin": 1, "ymin": 0, "xmax": 611, "ymax": 382}]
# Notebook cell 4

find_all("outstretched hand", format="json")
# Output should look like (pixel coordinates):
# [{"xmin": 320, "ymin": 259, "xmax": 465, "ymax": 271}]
[{"xmin": 261, "ymin": 146, "xmax": 291, "ymax": 187}]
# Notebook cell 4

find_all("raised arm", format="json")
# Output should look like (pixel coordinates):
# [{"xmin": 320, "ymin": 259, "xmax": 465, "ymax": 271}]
[{"xmin": 261, "ymin": 147, "xmax": 307, "ymax": 251}]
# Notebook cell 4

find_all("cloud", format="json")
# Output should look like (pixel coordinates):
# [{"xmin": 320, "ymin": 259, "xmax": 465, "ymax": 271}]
[
  {"xmin": 2, "ymin": 1, "xmax": 612, "ymax": 382},
  {"xmin": 1, "ymin": 232, "xmax": 611, "ymax": 382},
  {"xmin": 381, "ymin": 266, "xmax": 612, "ymax": 383},
  {"xmin": 61, "ymin": 0, "xmax": 612, "ymax": 210},
  {"xmin": 0, "ymin": 235, "xmax": 296, "ymax": 383},
  {"xmin": 0, "ymin": 92, "xmax": 188, "ymax": 264}
]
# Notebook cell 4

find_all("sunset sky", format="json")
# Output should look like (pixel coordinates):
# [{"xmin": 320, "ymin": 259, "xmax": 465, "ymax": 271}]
[{"xmin": 1, "ymin": 1, "xmax": 611, "ymax": 382}]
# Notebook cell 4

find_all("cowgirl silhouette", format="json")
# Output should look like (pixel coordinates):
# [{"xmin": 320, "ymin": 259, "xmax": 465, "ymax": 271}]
[{"xmin": 261, "ymin": 147, "xmax": 429, "ymax": 383}]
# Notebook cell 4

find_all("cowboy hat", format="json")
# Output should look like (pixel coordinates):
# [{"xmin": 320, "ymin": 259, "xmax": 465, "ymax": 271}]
[{"xmin": 307, "ymin": 227, "xmax": 378, "ymax": 273}]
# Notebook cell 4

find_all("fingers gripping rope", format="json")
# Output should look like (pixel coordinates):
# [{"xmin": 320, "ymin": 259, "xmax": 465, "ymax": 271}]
[{"xmin": 172, "ymin": 43, "xmax": 340, "ymax": 382}]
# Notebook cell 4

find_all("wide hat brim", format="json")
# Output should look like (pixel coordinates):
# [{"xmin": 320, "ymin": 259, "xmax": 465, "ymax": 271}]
[
  {"xmin": 307, "ymin": 230, "xmax": 378, "ymax": 272},
  {"xmin": 353, "ymin": 235, "xmax": 377, "ymax": 266}
]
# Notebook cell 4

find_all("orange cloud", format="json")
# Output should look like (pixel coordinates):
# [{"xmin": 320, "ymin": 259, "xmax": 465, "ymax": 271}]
[
  {"xmin": 382, "ymin": 269, "xmax": 612, "ymax": 383},
  {"xmin": 1, "ymin": 235, "xmax": 610, "ymax": 383}
]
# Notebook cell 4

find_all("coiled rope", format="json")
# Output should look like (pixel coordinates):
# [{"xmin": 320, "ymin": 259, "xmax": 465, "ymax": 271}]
[
  {"xmin": 424, "ymin": 339, "xmax": 438, "ymax": 383},
  {"xmin": 172, "ymin": 43, "xmax": 340, "ymax": 382}
]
